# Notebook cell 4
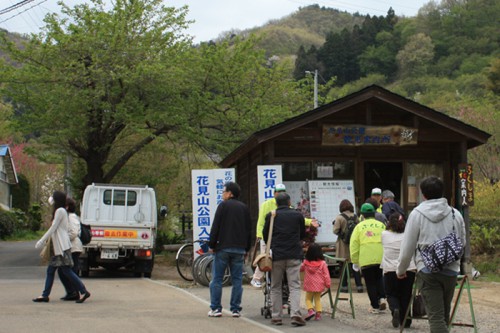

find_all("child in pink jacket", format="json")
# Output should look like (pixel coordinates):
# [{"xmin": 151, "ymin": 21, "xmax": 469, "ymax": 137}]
[{"xmin": 300, "ymin": 243, "xmax": 331, "ymax": 321}]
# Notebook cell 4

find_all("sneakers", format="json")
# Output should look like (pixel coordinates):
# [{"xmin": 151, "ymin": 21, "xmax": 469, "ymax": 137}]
[
  {"xmin": 314, "ymin": 312, "xmax": 322, "ymax": 321},
  {"xmin": 392, "ymin": 309, "xmax": 400, "ymax": 328},
  {"xmin": 250, "ymin": 279, "xmax": 262, "ymax": 288},
  {"xmin": 305, "ymin": 309, "xmax": 316, "ymax": 321},
  {"xmin": 291, "ymin": 316, "xmax": 306, "ymax": 326},
  {"xmin": 232, "ymin": 310, "xmax": 241, "ymax": 318},
  {"xmin": 208, "ymin": 309, "xmax": 222, "ymax": 317},
  {"xmin": 340, "ymin": 286, "xmax": 349, "ymax": 293},
  {"xmin": 379, "ymin": 298, "xmax": 387, "ymax": 311},
  {"xmin": 369, "ymin": 307, "xmax": 380, "ymax": 314},
  {"xmin": 357, "ymin": 286, "xmax": 364, "ymax": 293}
]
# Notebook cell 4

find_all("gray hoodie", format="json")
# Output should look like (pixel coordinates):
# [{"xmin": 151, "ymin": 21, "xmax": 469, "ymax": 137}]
[{"xmin": 397, "ymin": 198, "xmax": 466, "ymax": 276}]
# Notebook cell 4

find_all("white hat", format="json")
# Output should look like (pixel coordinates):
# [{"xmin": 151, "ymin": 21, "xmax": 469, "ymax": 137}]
[
  {"xmin": 371, "ymin": 187, "xmax": 382, "ymax": 195},
  {"xmin": 274, "ymin": 184, "xmax": 286, "ymax": 192}
]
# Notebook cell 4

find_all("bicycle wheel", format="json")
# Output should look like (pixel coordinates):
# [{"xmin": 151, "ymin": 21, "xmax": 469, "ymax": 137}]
[
  {"xmin": 203, "ymin": 255, "xmax": 231, "ymax": 287},
  {"xmin": 176, "ymin": 244, "xmax": 194, "ymax": 281},
  {"xmin": 193, "ymin": 253, "xmax": 211, "ymax": 286}
]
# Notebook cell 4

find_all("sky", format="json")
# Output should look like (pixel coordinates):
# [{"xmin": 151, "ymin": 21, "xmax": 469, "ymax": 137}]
[{"xmin": 0, "ymin": 0, "xmax": 431, "ymax": 43}]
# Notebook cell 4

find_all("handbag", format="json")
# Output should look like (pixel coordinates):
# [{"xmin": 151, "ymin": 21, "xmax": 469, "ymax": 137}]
[
  {"xmin": 39, "ymin": 238, "xmax": 54, "ymax": 263},
  {"xmin": 412, "ymin": 292, "xmax": 426, "ymax": 318},
  {"xmin": 418, "ymin": 209, "xmax": 464, "ymax": 272},
  {"xmin": 252, "ymin": 211, "xmax": 276, "ymax": 272}
]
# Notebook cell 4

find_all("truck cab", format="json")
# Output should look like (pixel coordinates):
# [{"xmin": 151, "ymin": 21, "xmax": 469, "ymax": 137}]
[{"xmin": 79, "ymin": 184, "xmax": 157, "ymax": 277}]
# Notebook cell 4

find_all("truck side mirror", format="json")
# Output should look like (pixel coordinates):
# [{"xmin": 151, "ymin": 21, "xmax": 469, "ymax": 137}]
[{"xmin": 160, "ymin": 205, "xmax": 168, "ymax": 218}]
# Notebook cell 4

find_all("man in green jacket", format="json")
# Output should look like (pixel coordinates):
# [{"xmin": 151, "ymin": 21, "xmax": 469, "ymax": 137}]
[{"xmin": 350, "ymin": 203, "xmax": 387, "ymax": 313}]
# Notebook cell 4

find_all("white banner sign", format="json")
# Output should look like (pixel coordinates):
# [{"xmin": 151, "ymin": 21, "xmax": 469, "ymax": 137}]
[
  {"xmin": 308, "ymin": 180, "xmax": 355, "ymax": 245},
  {"xmin": 257, "ymin": 165, "xmax": 282, "ymax": 208},
  {"xmin": 191, "ymin": 168, "xmax": 235, "ymax": 257}
]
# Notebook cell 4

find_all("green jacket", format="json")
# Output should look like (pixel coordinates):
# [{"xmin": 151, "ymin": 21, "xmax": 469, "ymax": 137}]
[
  {"xmin": 349, "ymin": 217, "xmax": 385, "ymax": 267},
  {"xmin": 256, "ymin": 198, "xmax": 313, "ymax": 239}
]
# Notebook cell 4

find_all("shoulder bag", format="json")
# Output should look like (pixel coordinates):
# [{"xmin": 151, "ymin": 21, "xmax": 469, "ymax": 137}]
[{"xmin": 252, "ymin": 210, "xmax": 276, "ymax": 272}]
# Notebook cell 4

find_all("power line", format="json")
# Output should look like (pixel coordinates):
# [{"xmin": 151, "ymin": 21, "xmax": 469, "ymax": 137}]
[
  {"xmin": 0, "ymin": 0, "xmax": 35, "ymax": 16},
  {"xmin": 0, "ymin": 0, "xmax": 48, "ymax": 25}
]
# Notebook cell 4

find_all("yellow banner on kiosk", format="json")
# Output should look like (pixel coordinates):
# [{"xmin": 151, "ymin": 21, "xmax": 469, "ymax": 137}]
[{"xmin": 322, "ymin": 125, "xmax": 418, "ymax": 146}]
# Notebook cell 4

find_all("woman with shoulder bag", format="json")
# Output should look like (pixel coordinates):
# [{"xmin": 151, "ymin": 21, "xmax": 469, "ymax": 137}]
[{"xmin": 33, "ymin": 191, "xmax": 91, "ymax": 303}]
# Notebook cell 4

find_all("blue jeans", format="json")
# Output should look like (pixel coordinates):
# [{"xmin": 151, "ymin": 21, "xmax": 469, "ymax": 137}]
[
  {"xmin": 58, "ymin": 252, "xmax": 80, "ymax": 295},
  {"xmin": 209, "ymin": 249, "xmax": 244, "ymax": 312},
  {"xmin": 43, "ymin": 264, "xmax": 87, "ymax": 297}
]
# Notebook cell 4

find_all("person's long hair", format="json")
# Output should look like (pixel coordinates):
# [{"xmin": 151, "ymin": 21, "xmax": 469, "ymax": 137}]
[
  {"xmin": 387, "ymin": 212, "xmax": 405, "ymax": 233},
  {"xmin": 52, "ymin": 191, "xmax": 67, "ymax": 219},
  {"xmin": 305, "ymin": 242, "xmax": 324, "ymax": 262}
]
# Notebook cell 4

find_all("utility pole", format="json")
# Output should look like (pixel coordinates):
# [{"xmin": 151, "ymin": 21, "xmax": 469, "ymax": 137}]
[{"xmin": 305, "ymin": 70, "xmax": 318, "ymax": 108}]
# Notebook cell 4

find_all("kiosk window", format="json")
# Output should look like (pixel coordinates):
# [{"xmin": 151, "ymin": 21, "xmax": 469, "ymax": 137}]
[
  {"xmin": 283, "ymin": 162, "xmax": 312, "ymax": 181},
  {"xmin": 314, "ymin": 161, "xmax": 354, "ymax": 180},
  {"xmin": 407, "ymin": 163, "xmax": 443, "ymax": 207}
]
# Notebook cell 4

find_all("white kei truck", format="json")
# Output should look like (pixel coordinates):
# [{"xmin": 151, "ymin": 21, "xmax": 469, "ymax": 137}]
[{"xmin": 79, "ymin": 184, "xmax": 157, "ymax": 277}]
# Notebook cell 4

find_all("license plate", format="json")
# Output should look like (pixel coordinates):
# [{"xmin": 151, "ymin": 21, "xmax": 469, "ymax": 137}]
[{"xmin": 101, "ymin": 249, "xmax": 119, "ymax": 259}]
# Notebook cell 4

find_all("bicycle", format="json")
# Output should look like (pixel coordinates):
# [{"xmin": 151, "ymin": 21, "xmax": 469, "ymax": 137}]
[
  {"xmin": 176, "ymin": 239, "xmax": 209, "ymax": 281},
  {"xmin": 175, "ymin": 239, "xmax": 234, "ymax": 286}
]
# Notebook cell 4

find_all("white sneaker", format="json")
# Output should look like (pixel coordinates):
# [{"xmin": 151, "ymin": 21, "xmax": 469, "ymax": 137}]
[
  {"xmin": 208, "ymin": 309, "xmax": 222, "ymax": 317},
  {"xmin": 232, "ymin": 310, "xmax": 241, "ymax": 317},
  {"xmin": 379, "ymin": 298, "xmax": 387, "ymax": 311},
  {"xmin": 250, "ymin": 279, "xmax": 262, "ymax": 288}
]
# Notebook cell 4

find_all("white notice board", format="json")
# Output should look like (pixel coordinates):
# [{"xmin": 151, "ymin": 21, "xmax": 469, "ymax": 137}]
[{"xmin": 308, "ymin": 180, "xmax": 356, "ymax": 245}]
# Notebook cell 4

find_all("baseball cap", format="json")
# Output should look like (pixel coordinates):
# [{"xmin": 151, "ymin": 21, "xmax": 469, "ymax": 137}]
[
  {"xmin": 274, "ymin": 184, "xmax": 286, "ymax": 192},
  {"xmin": 360, "ymin": 203, "xmax": 375, "ymax": 213},
  {"xmin": 371, "ymin": 187, "xmax": 382, "ymax": 195}
]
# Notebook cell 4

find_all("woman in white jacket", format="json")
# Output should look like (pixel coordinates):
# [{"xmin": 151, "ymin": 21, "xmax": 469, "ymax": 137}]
[
  {"xmin": 381, "ymin": 212, "xmax": 416, "ymax": 329},
  {"xmin": 33, "ymin": 191, "xmax": 90, "ymax": 303},
  {"xmin": 58, "ymin": 197, "xmax": 84, "ymax": 301}
]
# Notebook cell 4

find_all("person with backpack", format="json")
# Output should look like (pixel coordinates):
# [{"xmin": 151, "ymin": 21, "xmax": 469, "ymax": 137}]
[
  {"xmin": 333, "ymin": 199, "xmax": 364, "ymax": 293},
  {"xmin": 58, "ymin": 197, "xmax": 83, "ymax": 301},
  {"xmin": 397, "ymin": 176, "xmax": 466, "ymax": 333}
]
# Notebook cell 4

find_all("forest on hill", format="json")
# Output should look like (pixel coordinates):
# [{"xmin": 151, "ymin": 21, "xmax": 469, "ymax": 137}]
[{"xmin": 0, "ymin": 0, "xmax": 498, "ymax": 218}]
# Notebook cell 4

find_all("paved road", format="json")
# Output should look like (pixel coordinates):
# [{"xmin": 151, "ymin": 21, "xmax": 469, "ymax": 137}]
[{"xmin": 0, "ymin": 241, "xmax": 368, "ymax": 333}]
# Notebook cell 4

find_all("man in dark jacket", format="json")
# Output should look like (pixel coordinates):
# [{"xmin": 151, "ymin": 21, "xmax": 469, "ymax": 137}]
[
  {"xmin": 208, "ymin": 181, "xmax": 251, "ymax": 318},
  {"xmin": 263, "ymin": 192, "xmax": 306, "ymax": 326}
]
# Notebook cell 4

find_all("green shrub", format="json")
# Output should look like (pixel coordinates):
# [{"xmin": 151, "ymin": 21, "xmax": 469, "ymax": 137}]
[
  {"xmin": 470, "ymin": 224, "xmax": 500, "ymax": 255},
  {"xmin": 28, "ymin": 203, "xmax": 42, "ymax": 232},
  {"xmin": 0, "ymin": 210, "xmax": 16, "ymax": 239}
]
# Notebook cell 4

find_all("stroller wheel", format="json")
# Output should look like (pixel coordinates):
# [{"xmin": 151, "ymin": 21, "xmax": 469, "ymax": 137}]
[
  {"xmin": 265, "ymin": 308, "xmax": 272, "ymax": 319},
  {"xmin": 261, "ymin": 308, "xmax": 264, "ymax": 316}
]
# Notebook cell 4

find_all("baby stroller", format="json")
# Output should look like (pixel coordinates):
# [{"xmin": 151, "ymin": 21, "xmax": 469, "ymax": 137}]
[{"xmin": 260, "ymin": 271, "xmax": 290, "ymax": 318}]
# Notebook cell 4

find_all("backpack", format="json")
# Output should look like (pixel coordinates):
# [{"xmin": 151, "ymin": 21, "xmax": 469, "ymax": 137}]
[
  {"xmin": 339, "ymin": 213, "xmax": 357, "ymax": 244},
  {"xmin": 79, "ymin": 222, "xmax": 92, "ymax": 245}
]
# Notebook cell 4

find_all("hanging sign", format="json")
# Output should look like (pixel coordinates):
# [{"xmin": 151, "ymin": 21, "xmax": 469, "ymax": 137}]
[
  {"xmin": 322, "ymin": 125, "xmax": 418, "ymax": 146},
  {"xmin": 458, "ymin": 164, "xmax": 474, "ymax": 206}
]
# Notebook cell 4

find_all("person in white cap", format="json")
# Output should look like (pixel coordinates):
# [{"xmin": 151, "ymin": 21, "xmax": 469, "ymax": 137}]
[
  {"xmin": 371, "ymin": 188, "xmax": 383, "ymax": 213},
  {"xmin": 251, "ymin": 184, "xmax": 318, "ymax": 288}
]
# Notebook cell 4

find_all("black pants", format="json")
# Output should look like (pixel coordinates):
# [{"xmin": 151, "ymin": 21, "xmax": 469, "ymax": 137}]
[
  {"xmin": 361, "ymin": 265, "xmax": 385, "ymax": 309},
  {"xmin": 384, "ymin": 271, "xmax": 415, "ymax": 326},
  {"xmin": 341, "ymin": 262, "xmax": 363, "ymax": 287}
]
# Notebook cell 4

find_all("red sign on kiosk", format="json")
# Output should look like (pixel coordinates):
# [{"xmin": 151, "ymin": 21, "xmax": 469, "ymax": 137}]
[{"xmin": 458, "ymin": 164, "xmax": 474, "ymax": 206}]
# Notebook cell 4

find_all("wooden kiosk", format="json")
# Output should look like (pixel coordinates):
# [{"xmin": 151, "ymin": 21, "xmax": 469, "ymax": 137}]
[{"xmin": 220, "ymin": 85, "xmax": 490, "ymax": 265}]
